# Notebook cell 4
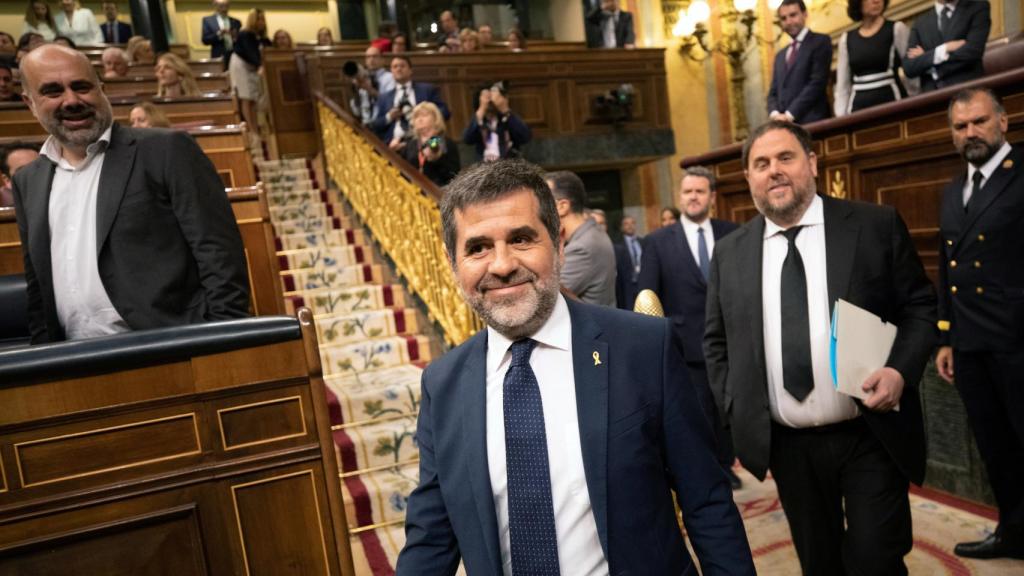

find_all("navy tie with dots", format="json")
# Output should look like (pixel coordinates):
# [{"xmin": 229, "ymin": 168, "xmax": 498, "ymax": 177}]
[{"xmin": 504, "ymin": 339, "xmax": 560, "ymax": 575}]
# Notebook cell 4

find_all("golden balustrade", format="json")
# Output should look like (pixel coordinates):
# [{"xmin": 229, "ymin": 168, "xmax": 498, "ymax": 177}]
[{"xmin": 315, "ymin": 94, "xmax": 483, "ymax": 346}]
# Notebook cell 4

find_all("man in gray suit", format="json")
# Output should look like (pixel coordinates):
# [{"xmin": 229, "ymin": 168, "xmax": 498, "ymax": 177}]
[
  {"xmin": 546, "ymin": 171, "xmax": 616, "ymax": 306},
  {"xmin": 12, "ymin": 44, "xmax": 249, "ymax": 343}
]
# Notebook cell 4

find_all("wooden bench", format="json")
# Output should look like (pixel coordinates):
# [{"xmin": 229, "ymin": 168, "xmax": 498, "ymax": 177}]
[
  {"xmin": 80, "ymin": 43, "xmax": 191, "ymax": 63},
  {"xmin": 0, "ymin": 313, "xmax": 353, "ymax": 575},
  {"xmin": 100, "ymin": 74, "xmax": 230, "ymax": 97},
  {"xmin": 94, "ymin": 58, "xmax": 226, "ymax": 78}
]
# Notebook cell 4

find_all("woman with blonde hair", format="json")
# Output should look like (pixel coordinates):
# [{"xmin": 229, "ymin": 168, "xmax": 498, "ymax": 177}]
[
  {"xmin": 22, "ymin": 1, "xmax": 57, "ymax": 41},
  {"xmin": 398, "ymin": 101, "xmax": 460, "ymax": 186},
  {"xmin": 129, "ymin": 101, "xmax": 171, "ymax": 128},
  {"xmin": 155, "ymin": 52, "xmax": 200, "ymax": 97},
  {"xmin": 459, "ymin": 28, "xmax": 480, "ymax": 52},
  {"xmin": 231, "ymin": 8, "xmax": 271, "ymax": 128},
  {"xmin": 125, "ymin": 35, "xmax": 154, "ymax": 64}
]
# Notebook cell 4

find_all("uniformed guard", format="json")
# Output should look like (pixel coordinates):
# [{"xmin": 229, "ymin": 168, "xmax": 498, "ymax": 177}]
[{"xmin": 936, "ymin": 87, "xmax": 1024, "ymax": 561}]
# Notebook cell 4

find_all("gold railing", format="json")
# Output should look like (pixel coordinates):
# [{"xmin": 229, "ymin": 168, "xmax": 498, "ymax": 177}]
[{"xmin": 316, "ymin": 95, "xmax": 483, "ymax": 345}]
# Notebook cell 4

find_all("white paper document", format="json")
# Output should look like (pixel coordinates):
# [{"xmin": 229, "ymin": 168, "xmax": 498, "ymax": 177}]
[{"xmin": 830, "ymin": 299, "xmax": 899, "ymax": 410}]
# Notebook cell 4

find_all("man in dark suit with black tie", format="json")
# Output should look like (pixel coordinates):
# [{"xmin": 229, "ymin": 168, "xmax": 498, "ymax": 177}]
[
  {"xmin": 396, "ymin": 159, "xmax": 754, "ymax": 575},
  {"xmin": 936, "ymin": 88, "xmax": 1024, "ymax": 560},
  {"xmin": 903, "ymin": 0, "xmax": 991, "ymax": 93},
  {"xmin": 370, "ymin": 56, "xmax": 450, "ymax": 145},
  {"xmin": 585, "ymin": 0, "xmax": 636, "ymax": 49},
  {"xmin": 12, "ymin": 44, "xmax": 249, "ymax": 344},
  {"xmin": 639, "ymin": 166, "xmax": 741, "ymax": 488},
  {"xmin": 705, "ymin": 120, "xmax": 937, "ymax": 574},
  {"xmin": 766, "ymin": 0, "xmax": 832, "ymax": 124},
  {"xmin": 612, "ymin": 215, "xmax": 642, "ymax": 310},
  {"xmin": 201, "ymin": 0, "xmax": 241, "ymax": 66},
  {"xmin": 100, "ymin": 2, "xmax": 132, "ymax": 45}
]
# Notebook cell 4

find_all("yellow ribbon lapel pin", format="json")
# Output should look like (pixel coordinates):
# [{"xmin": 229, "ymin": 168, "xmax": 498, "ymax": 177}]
[{"xmin": 593, "ymin": 351, "xmax": 602, "ymax": 366}]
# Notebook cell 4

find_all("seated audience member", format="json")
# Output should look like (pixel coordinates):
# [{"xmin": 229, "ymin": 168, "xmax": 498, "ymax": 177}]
[
  {"xmin": 436, "ymin": 10, "xmax": 459, "ymax": 51},
  {"xmin": 477, "ymin": 24, "xmax": 494, "ymax": 46},
  {"xmin": 903, "ymin": 0, "xmax": 990, "ymax": 93},
  {"xmin": 156, "ymin": 52, "xmax": 201, "ymax": 97},
  {"xmin": 52, "ymin": 35, "xmax": 76, "ymax": 49},
  {"xmin": 391, "ymin": 33, "xmax": 408, "ymax": 53},
  {"xmin": 364, "ymin": 46, "xmax": 395, "ymax": 94},
  {"xmin": 0, "ymin": 32, "xmax": 16, "ymax": 56},
  {"xmin": 100, "ymin": 2, "xmax": 132, "ymax": 44},
  {"xmin": 399, "ymin": 102, "xmax": 460, "ymax": 187},
  {"xmin": 54, "ymin": 0, "xmax": 103, "ymax": 46},
  {"xmin": 1, "ymin": 142, "xmax": 39, "ymax": 208},
  {"xmin": 462, "ymin": 81, "xmax": 531, "ymax": 161},
  {"xmin": 12, "ymin": 44, "xmax": 249, "ymax": 343},
  {"xmin": 130, "ymin": 101, "xmax": 171, "ymax": 128},
  {"xmin": 507, "ymin": 28, "xmax": 526, "ymax": 51},
  {"xmin": 546, "ymin": 170, "xmax": 617, "ymax": 306},
  {"xmin": 231, "ymin": 8, "xmax": 271, "ymax": 128},
  {"xmin": 0, "ymin": 63, "xmax": 20, "ymax": 102},
  {"xmin": 586, "ymin": 0, "xmax": 636, "ymax": 49},
  {"xmin": 101, "ymin": 47, "xmax": 129, "ymax": 78},
  {"xmin": 272, "ymin": 28, "xmax": 293, "ymax": 49},
  {"xmin": 371, "ymin": 55, "xmax": 450, "ymax": 143},
  {"xmin": 661, "ymin": 205, "xmax": 680, "ymax": 227},
  {"xmin": 835, "ymin": 0, "xmax": 918, "ymax": 116},
  {"xmin": 16, "ymin": 32, "xmax": 45, "ymax": 66},
  {"xmin": 459, "ymin": 28, "xmax": 480, "ymax": 52},
  {"xmin": 767, "ymin": 0, "xmax": 832, "ymax": 124},
  {"xmin": 125, "ymin": 35, "xmax": 154, "ymax": 64},
  {"xmin": 316, "ymin": 27, "xmax": 334, "ymax": 46},
  {"xmin": 23, "ymin": 1, "xmax": 56, "ymax": 42}
]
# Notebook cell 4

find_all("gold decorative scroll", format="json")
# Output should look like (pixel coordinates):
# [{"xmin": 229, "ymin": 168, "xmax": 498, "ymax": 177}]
[{"xmin": 318, "ymin": 103, "xmax": 483, "ymax": 345}]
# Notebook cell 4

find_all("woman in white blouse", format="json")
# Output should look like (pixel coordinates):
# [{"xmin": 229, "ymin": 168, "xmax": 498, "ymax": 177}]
[
  {"xmin": 22, "ymin": 1, "xmax": 57, "ymax": 41},
  {"xmin": 54, "ymin": 0, "xmax": 104, "ymax": 46}
]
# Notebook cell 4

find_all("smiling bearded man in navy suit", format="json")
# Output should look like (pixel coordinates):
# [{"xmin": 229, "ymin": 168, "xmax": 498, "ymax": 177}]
[{"xmin": 395, "ymin": 159, "xmax": 754, "ymax": 575}]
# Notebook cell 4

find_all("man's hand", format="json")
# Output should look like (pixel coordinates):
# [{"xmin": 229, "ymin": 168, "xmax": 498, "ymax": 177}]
[
  {"xmin": 388, "ymin": 138, "xmax": 404, "ymax": 151},
  {"xmin": 936, "ymin": 346, "xmax": 955, "ymax": 383},
  {"xmin": 907, "ymin": 45, "xmax": 924, "ymax": 59},
  {"xmin": 945, "ymin": 39, "xmax": 966, "ymax": 53},
  {"xmin": 387, "ymin": 107, "xmax": 403, "ymax": 122},
  {"xmin": 422, "ymin": 144, "xmax": 442, "ymax": 162},
  {"xmin": 861, "ymin": 367, "xmax": 904, "ymax": 412},
  {"xmin": 769, "ymin": 110, "xmax": 793, "ymax": 122},
  {"xmin": 476, "ymin": 89, "xmax": 491, "ymax": 121}
]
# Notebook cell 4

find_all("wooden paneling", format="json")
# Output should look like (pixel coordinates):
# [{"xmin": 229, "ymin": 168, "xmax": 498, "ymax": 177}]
[{"xmin": 101, "ymin": 74, "xmax": 229, "ymax": 97}]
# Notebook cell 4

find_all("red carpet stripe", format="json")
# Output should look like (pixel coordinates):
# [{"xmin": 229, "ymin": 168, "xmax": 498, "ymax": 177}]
[{"xmin": 910, "ymin": 485, "xmax": 998, "ymax": 521}]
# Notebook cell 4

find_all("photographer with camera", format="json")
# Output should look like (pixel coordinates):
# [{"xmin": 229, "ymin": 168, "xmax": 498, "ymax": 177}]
[
  {"xmin": 462, "ymin": 81, "xmax": 531, "ymax": 162},
  {"xmin": 343, "ymin": 60, "xmax": 379, "ymax": 126},
  {"xmin": 399, "ymin": 102, "xmax": 461, "ymax": 187},
  {"xmin": 370, "ymin": 56, "xmax": 450, "ymax": 144}
]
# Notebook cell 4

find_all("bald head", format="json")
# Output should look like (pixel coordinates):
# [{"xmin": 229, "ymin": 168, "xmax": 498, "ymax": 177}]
[{"xmin": 22, "ymin": 43, "xmax": 101, "ymax": 88}]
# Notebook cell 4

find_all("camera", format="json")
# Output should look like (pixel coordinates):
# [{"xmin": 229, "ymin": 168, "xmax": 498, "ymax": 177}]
[
  {"xmin": 342, "ymin": 60, "xmax": 362, "ymax": 78},
  {"xmin": 593, "ymin": 83, "xmax": 635, "ymax": 123},
  {"xmin": 421, "ymin": 135, "xmax": 444, "ymax": 152}
]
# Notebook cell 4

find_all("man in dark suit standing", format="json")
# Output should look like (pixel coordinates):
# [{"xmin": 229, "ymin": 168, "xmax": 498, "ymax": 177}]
[
  {"xmin": 903, "ymin": 0, "xmax": 990, "ymax": 93},
  {"xmin": 370, "ymin": 56, "xmax": 450, "ymax": 145},
  {"xmin": 612, "ymin": 215, "xmax": 641, "ymax": 310},
  {"xmin": 100, "ymin": 2, "xmax": 132, "ymax": 45},
  {"xmin": 201, "ymin": 0, "xmax": 241, "ymax": 66},
  {"xmin": 585, "ymin": 0, "xmax": 636, "ymax": 49},
  {"xmin": 936, "ymin": 88, "xmax": 1024, "ymax": 560},
  {"xmin": 396, "ymin": 160, "xmax": 754, "ymax": 575},
  {"xmin": 766, "ymin": 0, "xmax": 832, "ymax": 124},
  {"xmin": 639, "ymin": 166, "xmax": 741, "ymax": 488},
  {"xmin": 705, "ymin": 121, "xmax": 937, "ymax": 574},
  {"xmin": 12, "ymin": 44, "xmax": 249, "ymax": 344}
]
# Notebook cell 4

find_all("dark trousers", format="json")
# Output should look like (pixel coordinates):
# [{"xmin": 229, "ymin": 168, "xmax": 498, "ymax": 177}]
[
  {"xmin": 770, "ymin": 418, "xmax": 912, "ymax": 576},
  {"xmin": 954, "ymin": 350, "xmax": 1024, "ymax": 533},
  {"xmin": 687, "ymin": 363, "xmax": 735, "ymax": 470}
]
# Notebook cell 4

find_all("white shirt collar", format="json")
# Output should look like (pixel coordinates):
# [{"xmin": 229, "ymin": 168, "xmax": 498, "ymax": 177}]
[
  {"xmin": 967, "ymin": 141, "xmax": 1013, "ymax": 183},
  {"xmin": 792, "ymin": 27, "xmax": 810, "ymax": 43},
  {"xmin": 41, "ymin": 124, "xmax": 113, "ymax": 170},
  {"xmin": 680, "ymin": 213, "xmax": 710, "ymax": 235},
  {"xmin": 764, "ymin": 193, "xmax": 825, "ymax": 239},
  {"xmin": 486, "ymin": 294, "xmax": 571, "ymax": 370},
  {"xmin": 935, "ymin": 1, "xmax": 957, "ymax": 15}
]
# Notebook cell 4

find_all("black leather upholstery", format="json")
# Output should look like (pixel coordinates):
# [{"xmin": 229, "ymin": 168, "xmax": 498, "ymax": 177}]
[
  {"xmin": 0, "ymin": 316, "xmax": 303, "ymax": 383},
  {"xmin": 0, "ymin": 274, "xmax": 30, "ymax": 348}
]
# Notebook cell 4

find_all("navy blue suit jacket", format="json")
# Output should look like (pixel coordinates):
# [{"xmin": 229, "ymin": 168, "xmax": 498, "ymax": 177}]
[
  {"xmin": 101, "ymin": 20, "xmax": 132, "ymax": 45},
  {"xmin": 638, "ymin": 219, "xmax": 737, "ymax": 365},
  {"xmin": 201, "ymin": 14, "xmax": 241, "ymax": 59},
  {"xmin": 395, "ymin": 299, "xmax": 753, "ymax": 575},
  {"xmin": 766, "ymin": 30, "xmax": 832, "ymax": 124},
  {"xmin": 369, "ymin": 82, "xmax": 450, "ymax": 142}
]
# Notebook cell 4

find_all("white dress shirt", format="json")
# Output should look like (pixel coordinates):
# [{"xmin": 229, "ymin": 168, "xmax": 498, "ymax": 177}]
[
  {"xmin": 391, "ymin": 82, "xmax": 417, "ymax": 141},
  {"xmin": 486, "ymin": 295, "xmax": 608, "ymax": 576},
  {"xmin": 963, "ymin": 142, "xmax": 1012, "ymax": 205},
  {"xmin": 218, "ymin": 14, "xmax": 234, "ymax": 51},
  {"xmin": 55, "ymin": 8, "xmax": 104, "ymax": 46},
  {"xmin": 601, "ymin": 11, "xmax": 619, "ymax": 48},
  {"xmin": 931, "ymin": 1, "xmax": 958, "ymax": 67},
  {"xmin": 42, "ymin": 126, "xmax": 130, "ymax": 340},
  {"xmin": 680, "ymin": 215, "xmax": 714, "ymax": 269},
  {"xmin": 761, "ymin": 195, "xmax": 858, "ymax": 428}
]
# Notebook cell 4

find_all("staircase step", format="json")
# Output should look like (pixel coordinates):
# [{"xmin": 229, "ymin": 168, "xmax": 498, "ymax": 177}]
[
  {"xmin": 278, "ymin": 245, "xmax": 371, "ymax": 272},
  {"xmin": 255, "ymin": 158, "xmax": 309, "ymax": 171},
  {"xmin": 275, "ymin": 229, "xmax": 366, "ymax": 251},
  {"xmin": 335, "ymin": 415, "xmax": 419, "ymax": 474},
  {"xmin": 315, "ymin": 308, "xmax": 418, "ymax": 347},
  {"xmin": 269, "ymin": 202, "xmax": 347, "ymax": 223},
  {"xmin": 273, "ymin": 216, "xmax": 350, "ymax": 236},
  {"xmin": 266, "ymin": 188, "xmax": 340, "ymax": 207},
  {"xmin": 320, "ymin": 335, "xmax": 431, "ymax": 377},
  {"xmin": 284, "ymin": 284, "xmax": 405, "ymax": 316},
  {"xmin": 264, "ymin": 178, "xmax": 319, "ymax": 194},
  {"xmin": 325, "ymin": 365, "xmax": 423, "ymax": 427},
  {"xmin": 282, "ymin": 263, "xmax": 383, "ymax": 293},
  {"xmin": 261, "ymin": 166, "xmax": 317, "ymax": 183},
  {"xmin": 340, "ymin": 460, "xmax": 419, "ymax": 530}
]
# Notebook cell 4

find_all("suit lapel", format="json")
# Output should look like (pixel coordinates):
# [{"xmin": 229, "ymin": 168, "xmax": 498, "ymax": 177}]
[
  {"xmin": 25, "ymin": 159, "xmax": 57, "ymax": 313},
  {"xmin": 458, "ymin": 332, "xmax": 503, "ymax": 574},
  {"xmin": 566, "ymin": 299, "xmax": 610, "ymax": 557},
  {"xmin": 96, "ymin": 123, "xmax": 136, "ymax": 254},
  {"xmin": 822, "ymin": 195, "xmax": 859, "ymax": 307},
  {"xmin": 962, "ymin": 148, "xmax": 1020, "ymax": 237},
  {"xmin": 671, "ymin": 223, "xmax": 704, "ymax": 287}
]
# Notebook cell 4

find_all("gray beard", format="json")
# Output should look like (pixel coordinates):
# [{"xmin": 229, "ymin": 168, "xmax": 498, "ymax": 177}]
[
  {"xmin": 43, "ymin": 104, "xmax": 113, "ymax": 152},
  {"xmin": 462, "ymin": 259, "xmax": 561, "ymax": 341}
]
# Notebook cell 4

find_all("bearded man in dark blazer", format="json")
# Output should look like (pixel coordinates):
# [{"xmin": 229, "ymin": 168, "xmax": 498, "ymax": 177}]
[
  {"xmin": 12, "ymin": 44, "xmax": 249, "ymax": 344},
  {"xmin": 705, "ymin": 120, "xmax": 936, "ymax": 575}
]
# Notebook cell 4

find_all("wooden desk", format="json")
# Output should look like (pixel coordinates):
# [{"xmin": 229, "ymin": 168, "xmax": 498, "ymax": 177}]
[
  {"xmin": 101, "ymin": 74, "xmax": 230, "ymax": 97},
  {"xmin": 81, "ymin": 43, "xmax": 191, "ymax": 63},
  {"xmin": 94, "ymin": 59, "xmax": 225, "ymax": 78}
]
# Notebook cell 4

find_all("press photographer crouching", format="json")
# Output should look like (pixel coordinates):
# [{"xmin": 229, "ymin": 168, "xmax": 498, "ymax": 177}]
[
  {"xmin": 343, "ymin": 60, "xmax": 381, "ymax": 126},
  {"xmin": 399, "ymin": 102, "xmax": 460, "ymax": 186},
  {"xmin": 462, "ymin": 81, "xmax": 531, "ymax": 162}
]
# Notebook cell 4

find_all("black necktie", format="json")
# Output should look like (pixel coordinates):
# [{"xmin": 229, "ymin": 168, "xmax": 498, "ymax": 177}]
[
  {"xmin": 780, "ymin": 226, "xmax": 814, "ymax": 402},
  {"xmin": 940, "ymin": 7, "xmax": 952, "ymax": 38},
  {"xmin": 966, "ymin": 170, "xmax": 983, "ymax": 212}
]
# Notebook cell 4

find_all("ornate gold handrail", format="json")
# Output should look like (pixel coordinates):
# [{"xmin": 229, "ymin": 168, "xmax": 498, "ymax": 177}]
[{"xmin": 315, "ymin": 93, "xmax": 483, "ymax": 345}]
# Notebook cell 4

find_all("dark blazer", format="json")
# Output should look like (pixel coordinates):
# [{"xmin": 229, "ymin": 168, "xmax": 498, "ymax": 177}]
[
  {"xmin": 396, "ymin": 299, "xmax": 754, "ymax": 575},
  {"xmin": 11, "ymin": 124, "xmax": 250, "ymax": 344},
  {"xmin": 612, "ymin": 235, "xmax": 642, "ymax": 310},
  {"xmin": 201, "ymin": 13, "xmax": 242, "ymax": 59},
  {"xmin": 399, "ymin": 136, "xmax": 461, "ymax": 187},
  {"xmin": 704, "ymin": 195, "xmax": 936, "ymax": 485},
  {"xmin": 461, "ymin": 112, "xmax": 531, "ymax": 161},
  {"xmin": 585, "ymin": 9, "xmax": 636, "ymax": 48},
  {"xmin": 938, "ymin": 145, "xmax": 1024, "ymax": 351},
  {"xmin": 369, "ymin": 82, "xmax": 451, "ymax": 142},
  {"xmin": 766, "ymin": 30, "xmax": 833, "ymax": 123},
  {"xmin": 638, "ymin": 219, "xmax": 737, "ymax": 365},
  {"xmin": 101, "ymin": 20, "xmax": 132, "ymax": 45},
  {"xmin": 903, "ymin": 0, "xmax": 990, "ymax": 92}
]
